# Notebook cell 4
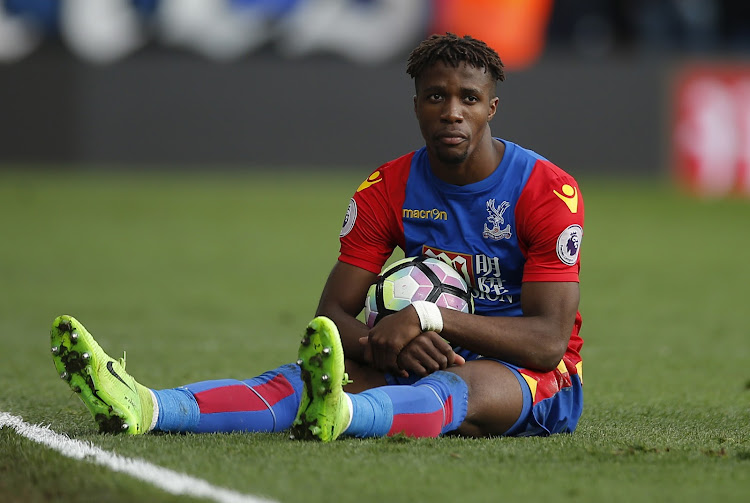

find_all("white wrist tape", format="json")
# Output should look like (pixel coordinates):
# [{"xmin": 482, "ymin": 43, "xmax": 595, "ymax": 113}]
[{"xmin": 412, "ymin": 301, "xmax": 443, "ymax": 333}]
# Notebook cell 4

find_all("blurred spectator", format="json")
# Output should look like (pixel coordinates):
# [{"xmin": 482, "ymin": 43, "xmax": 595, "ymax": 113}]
[
  {"xmin": 547, "ymin": 0, "xmax": 622, "ymax": 57},
  {"xmin": 627, "ymin": 0, "xmax": 719, "ymax": 52},
  {"xmin": 548, "ymin": 0, "xmax": 750, "ymax": 58},
  {"xmin": 1, "ymin": 0, "xmax": 749, "ymax": 64},
  {"xmin": 5, "ymin": 0, "xmax": 59, "ymax": 33}
]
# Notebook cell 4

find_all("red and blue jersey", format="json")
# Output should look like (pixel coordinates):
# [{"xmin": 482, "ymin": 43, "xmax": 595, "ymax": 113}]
[
  {"xmin": 339, "ymin": 139, "xmax": 584, "ymax": 360},
  {"xmin": 339, "ymin": 140, "xmax": 584, "ymax": 434}
]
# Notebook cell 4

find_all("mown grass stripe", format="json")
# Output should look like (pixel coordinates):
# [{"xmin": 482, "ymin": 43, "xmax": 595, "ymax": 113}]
[{"xmin": 0, "ymin": 412, "xmax": 276, "ymax": 503}]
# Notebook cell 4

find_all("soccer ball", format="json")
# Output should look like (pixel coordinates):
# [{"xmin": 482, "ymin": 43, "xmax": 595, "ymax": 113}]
[{"xmin": 364, "ymin": 256, "xmax": 474, "ymax": 328}]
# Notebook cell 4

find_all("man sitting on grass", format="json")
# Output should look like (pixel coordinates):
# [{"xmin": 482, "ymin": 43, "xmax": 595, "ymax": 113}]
[{"xmin": 51, "ymin": 32, "xmax": 584, "ymax": 441}]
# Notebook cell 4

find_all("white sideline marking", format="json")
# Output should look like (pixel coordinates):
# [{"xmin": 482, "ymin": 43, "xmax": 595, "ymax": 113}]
[{"xmin": 0, "ymin": 412, "xmax": 277, "ymax": 503}]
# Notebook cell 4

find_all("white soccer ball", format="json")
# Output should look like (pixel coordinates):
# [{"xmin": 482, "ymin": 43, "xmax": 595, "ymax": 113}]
[{"xmin": 364, "ymin": 256, "xmax": 474, "ymax": 328}]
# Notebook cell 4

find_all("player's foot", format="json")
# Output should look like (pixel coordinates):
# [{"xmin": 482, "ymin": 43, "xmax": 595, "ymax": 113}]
[
  {"xmin": 50, "ymin": 315, "xmax": 154, "ymax": 434},
  {"xmin": 290, "ymin": 316, "xmax": 352, "ymax": 442}
]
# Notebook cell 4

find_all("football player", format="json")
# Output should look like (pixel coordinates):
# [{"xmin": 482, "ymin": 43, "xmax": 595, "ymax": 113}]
[{"xmin": 51, "ymin": 33, "xmax": 584, "ymax": 441}]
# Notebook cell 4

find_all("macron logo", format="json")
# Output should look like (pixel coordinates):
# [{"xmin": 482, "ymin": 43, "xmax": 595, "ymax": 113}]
[{"xmin": 553, "ymin": 184, "xmax": 579, "ymax": 213}]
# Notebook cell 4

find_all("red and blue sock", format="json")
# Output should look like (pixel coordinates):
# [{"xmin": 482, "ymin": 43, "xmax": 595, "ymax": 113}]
[
  {"xmin": 150, "ymin": 366, "xmax": 467, "ymax": 437},
  {"xmin": 152, "ymin": 363, "xmax": 303, "ymax": 433},
  {"xmin": 344, "ymin": 371, "xmax": 468, "ymax": 438}
]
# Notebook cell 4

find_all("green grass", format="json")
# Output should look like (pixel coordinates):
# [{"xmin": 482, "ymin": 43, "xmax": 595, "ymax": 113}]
[{"xmin": 0, "ymin": 170, "xmax": 748, "ymax": 503}]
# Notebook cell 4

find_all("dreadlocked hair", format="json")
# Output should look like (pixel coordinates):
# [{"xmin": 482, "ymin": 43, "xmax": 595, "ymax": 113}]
[{"xmin": 406, "ymin": 33, "xmax": 505, "ymax": 83}]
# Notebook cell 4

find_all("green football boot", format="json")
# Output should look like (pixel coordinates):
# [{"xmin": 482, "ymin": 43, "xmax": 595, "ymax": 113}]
[
  {"xmin": 291, "ymin": 316, "xmax": 352, "ymax": 442},
  {"xmin": 50, "ymin": 315, "xmax": 154, "ymax": 434}
]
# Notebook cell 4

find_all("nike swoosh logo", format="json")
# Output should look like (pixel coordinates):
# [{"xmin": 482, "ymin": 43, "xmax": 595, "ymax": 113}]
[
  {"xmin": 553, "ymin": 184, "xmax": 579, "ymax": 213},
  {"xmin": 107, "ymin": 361, "xmax": 134, "ymax": 391}
]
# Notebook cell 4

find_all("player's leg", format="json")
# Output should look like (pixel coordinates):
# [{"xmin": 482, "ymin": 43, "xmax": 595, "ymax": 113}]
[
  {"xmin": 291, "ymin": 320, "xmax": 589, "ymax": 440},
  {"xmin": 291, "ymin": 317, "xmax": 583, "ymax": 441},
  {"xmin": 343, "ymin": 356, "xmax": 582, "ymax": 439},
  {"xmin": 151, "ymin": 364, "xmax": 303, "ymax": 433},
  {"xmin": 291, "ymin": 317, "xmax": 471, "ymax": 441},
  {"xmin": 51, "ymin": 315, "xmax": 305, "ymax": 435},
  {"xmin": 445, "ymin": 360, "xmax": 524, "ymax": 437},
  {"xmin": 450, "ymin": 356, "xmax": 584, "ymax": 437},
  {"xmin": 294, "ymin": 359, "xmax": 523, "ymax": 441}
]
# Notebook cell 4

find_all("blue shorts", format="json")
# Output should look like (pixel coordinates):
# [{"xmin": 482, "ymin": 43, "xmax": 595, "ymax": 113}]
[{"xmin": 384, "ymin": 350, "xmax": 583, "ymax": 437}]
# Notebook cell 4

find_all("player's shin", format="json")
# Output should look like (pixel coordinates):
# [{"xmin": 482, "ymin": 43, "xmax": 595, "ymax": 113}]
[
  {"xmin": 345, "ymin": 371, "xmax": 468, "ymax": 438},
  {"xmin": 152, "ymin": 363, "xmax": 304, "ymax": 433}
]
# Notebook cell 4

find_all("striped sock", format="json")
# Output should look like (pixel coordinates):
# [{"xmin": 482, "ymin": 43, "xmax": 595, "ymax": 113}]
[
  {"xmin": 344, "ymin": 371, "xmax": 468, "ymax": 438},
  {"xmin": 153, "ymin": 363, "xmax": 303, "ymax": 433}
]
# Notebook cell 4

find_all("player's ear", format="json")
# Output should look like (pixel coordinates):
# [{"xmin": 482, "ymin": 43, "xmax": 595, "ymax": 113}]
[{"xmin": 488, "ymin": 96, "xmax": 499, "ymax": 121}]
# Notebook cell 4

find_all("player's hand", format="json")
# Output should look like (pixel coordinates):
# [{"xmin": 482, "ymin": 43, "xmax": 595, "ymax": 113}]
[
  {"xmin": 359, "ymin": 307, "xmax": 423, "ymax": 376},
  {"xmin": 396, "ymin": 332, "xmax": 465, "ymax": 377}
]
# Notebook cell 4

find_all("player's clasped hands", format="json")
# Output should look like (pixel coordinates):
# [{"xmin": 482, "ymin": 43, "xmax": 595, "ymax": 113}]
[
  {"xmin": 360, "ymin": 308, "xmax": 465, "ymax": 377},
  {"xmin": 397, "ymin": 332, "xmax": 466, "ymax": 377}
]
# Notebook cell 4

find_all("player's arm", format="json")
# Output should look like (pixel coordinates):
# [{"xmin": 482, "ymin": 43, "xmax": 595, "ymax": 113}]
[
  {"xmin": 314, "ymin": 261, "xmax": 376, "ymax": 363},
  {"xmin": 442, "ymin": 280, "xmax": 578, "ymax": 371},
  {"xmin": 366, "ymin": 280, "xmax": 577, "ymax": 373}
]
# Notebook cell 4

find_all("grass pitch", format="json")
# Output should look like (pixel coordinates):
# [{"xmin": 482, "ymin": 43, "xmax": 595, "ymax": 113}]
[{"xmin": 0, "ymin": 170, "xmax": 748, "ymax": 503}]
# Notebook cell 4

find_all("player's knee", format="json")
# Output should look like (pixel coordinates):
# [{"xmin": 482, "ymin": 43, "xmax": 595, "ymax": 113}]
[{"xmin": 448, "ymin": 361, "xmax": 525, "ymax": 437}]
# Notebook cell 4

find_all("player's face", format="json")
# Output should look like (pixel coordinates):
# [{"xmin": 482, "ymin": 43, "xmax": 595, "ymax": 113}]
[{"xmin": 414, "ymin": 61, "xmax": 498, "ymax": 166}]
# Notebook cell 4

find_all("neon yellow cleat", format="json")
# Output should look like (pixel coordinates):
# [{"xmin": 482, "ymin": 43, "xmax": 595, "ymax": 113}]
[
  {"xmin": 290, "ymin": 316, "xmax": 352, "ymax": 442},
  {"xmin": 50, "ymin": 315, "xmax": 154, "ymax": 434}
]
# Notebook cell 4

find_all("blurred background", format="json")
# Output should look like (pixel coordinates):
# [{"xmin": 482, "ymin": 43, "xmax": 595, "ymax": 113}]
[{"xmin": 1, "ymin": 0, "xmax": 750, "ymax": 196}]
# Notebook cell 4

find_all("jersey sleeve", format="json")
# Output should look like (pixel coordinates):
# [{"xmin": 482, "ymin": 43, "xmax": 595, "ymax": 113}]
[
  {"xmin": 516, "ymin": 159, "xmax": 585, "ymax": 282},
  {"xmin": 338, "ymin": 155, "xmax": 411, "ymax": 274}
]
